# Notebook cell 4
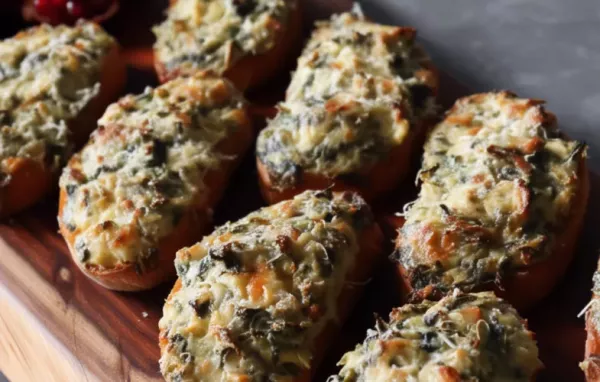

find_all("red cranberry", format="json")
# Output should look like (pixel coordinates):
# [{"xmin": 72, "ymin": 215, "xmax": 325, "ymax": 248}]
[
  {"xmin": 34, "ymin": 0, "xmax": 115, "ymax": 24},
  {"xmin": 34, "ymin": 0, "xmax": 68, "ymax": 24},
  {"xmin": 66, "ymin": 1, "xmax": 84, "ymax": 18}
]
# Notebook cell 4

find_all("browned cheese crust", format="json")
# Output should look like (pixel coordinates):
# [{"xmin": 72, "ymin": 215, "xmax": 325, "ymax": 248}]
[
  {"xmin": 0, "ymin": 21, "xmax": 125, "ymax": 216},
  {"xmin": 256, "ymin": 8, "xmax": 439, "ymax": 204},
  {"xmin": 58, "ymin": 74, "xmax": 253, "ymax": 291},
  {"xmin": 153, "ymin": 0, "xmax": 302, "ymax": 91},
  {"xmin": 330, "ymin": 291, "xmax": 543, "ymax": 382},
  {"xmin": 394, "ymin": 91, "xmax": 589, "ymax": 310},
  {"xmin": 159, "ymin": 189, "xmax": 383, "ymax": 381}
]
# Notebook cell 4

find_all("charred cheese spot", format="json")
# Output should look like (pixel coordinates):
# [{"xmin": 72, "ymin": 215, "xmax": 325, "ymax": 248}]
[
  {"xmin": 256, "ymin": 9, "xmax": 437, "ymax": 188},
  {"xmin": 59, "ymin": 74, "xmax": 247, "ymax": 269},
  {"xmin": 0, "ymin": 22, "xmax": 115, "ymax": 174},
  {"xmin": 153, "ymin": 0, "xmax": 297, "ymax": 75},
  {"xmin": 395, "ymin": 91, "xmax": 586, "ymax": 293},
  {"xmin": 159, "ymin": 190, "xmax": 374, "ymax": 381},
  {"xmin": 330, "ymin": 291, "xmax": 542, "ymax": 382}
]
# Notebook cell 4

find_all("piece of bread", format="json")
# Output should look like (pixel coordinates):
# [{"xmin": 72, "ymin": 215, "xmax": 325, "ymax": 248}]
[
  {"xmin": 256, "ymin": 9, "xmax": 439, "ymax": 205},
  {"xmin": 58, "ymin": 74, "xmax": 253, "ymax": 291},
  {"xmin": 583, "ymin": 265, "xmax": 600, "ymax": 381},
  {"xmin": 153, "ymin": 0, "xmax": 302, "ymax": 91},
  {"xmin": 158, "ymin": 189, "xmax": 383, "ymax": 381},
  {"xmin": 329, "ymin": 290, "xmax": 543, "ymax": 381},
  {"xmin": 583, "ymin": 357, "xmax": 600, "ymax": 382},
  {"xmin": 393, "ymin": 91, "xmax": 589, "ymax": 311},
  {"xmin": 0, "ymin": 21, "xmax": 125, "ymax": 217}
]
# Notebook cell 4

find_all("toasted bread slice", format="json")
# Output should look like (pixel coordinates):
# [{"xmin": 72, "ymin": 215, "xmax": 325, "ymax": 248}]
[
  {"xmin": 580, "ymin": 358, "xmax": 600, "ymax": 382},
  {"xmin": 153, "ymin": 0, "xmax": 302, "ymax": 91},
  {"xmin": 583, "ymin": 263, "xmax": 600, "ymax": 381},
  {"xmin": 256, "ymin": 116, "xmax": 429, "ymax": 205},
  {"xmin": 394, "ymin": 91, "xmax": 589, "ymax": 310},
  {"xmin": 582, "ymin": 356, "xmax": 600, "ymax": 382},
  {"xmin": 256, "ymin": 9, "xmax": 438, "ymax": 204},
  {"xmin": 158, "ymin": 189, "xmax": 383, "ymax": 381},
  {"xmin": 584, "ymin": 321, "xmax": 600, "ymax": 381},
  {"xmin": 58, "ymin": 74, "xmax": 253, "ymax": 291},
  {"xmin": 0, "ymin": 22, "xmax": 125, "ymax": 217},
  {"xmin": 330, "ymin": 290, "xmax": 542, "ymax": 381}
]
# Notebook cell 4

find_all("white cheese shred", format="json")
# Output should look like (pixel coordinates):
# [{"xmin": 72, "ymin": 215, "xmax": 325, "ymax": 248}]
[
  {"xmin": 578, "ymin": 299, "xmax": 596, "ymax": 318},
  {"xmin": 438, "ymin": 331, "xmax": 456, "ymax": 349}
]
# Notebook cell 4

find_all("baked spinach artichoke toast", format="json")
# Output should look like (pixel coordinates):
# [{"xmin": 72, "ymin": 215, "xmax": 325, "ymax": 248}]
[
  {"xmin": 582, "ymin": 262, "xmax": 600, "ymax": 381},
  {"xmin": 159, "ymin": 189, "xmax": 383, "ymax": 381},
  {"xmin": 58, "ymin": 73, "xmax": 253, "ymax": 291},
  {"xmin": 0, "ymin": 21, "xmax": 125, "ymax": 216},
  {"xmin": 153, "ymin": 0, "xmax": 302, "ymax": 90},
  {"xmin": 329, "ymin": 290, "xmax": 542, "ymax": 382},
  {"xmin": 394, "ymin": 91, "xmax": 589, "ymax": 309},
  {"xmin": 256, "ymin": 8, "xmax": 439, "ymax": 204}
]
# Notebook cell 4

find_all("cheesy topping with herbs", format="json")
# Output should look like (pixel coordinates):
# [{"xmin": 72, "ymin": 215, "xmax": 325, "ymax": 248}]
[
  {"xmin": 159, "ymin": 189, "xmax": 374, "ymax": 381},
  {"xmin": 330, "ymin": 291, "xmax": 542, "ymax": 382},
  {"xmin": 0, "ymin": 22, "xmax": 115, "ymax": 174},
  {"xmin": 395, "ymin": 92, "xmax": 586, "ymax": 295},
  {"xmin": 588, "ymin": 270, "xmax": 600, "ymax": 328},
  {"xmin": 59, "ymin": 75, "xmax": 248, "ymax": 270},
  {"xmin": 257, "ymin": 9, "xmax": 437, "ymax": 188},
  {"xmin": 153, "ymin": 0, "xmax": 296, "ymax": 75},
  {"xmin": 581, "ymin": 268, "xmax": 600, "ymax": 376}
]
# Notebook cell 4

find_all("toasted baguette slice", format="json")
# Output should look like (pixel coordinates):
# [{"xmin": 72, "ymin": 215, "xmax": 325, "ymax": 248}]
[
  {"xmin": 0, "ymin": 21, "xmax": 125, "ymax": 217},
  {"xmin": 583, "ymin": 357, "xmax": 600, "ymax": 382},
  {"xmin": 393, "ymin": 91, "xmax": 589, "ymax": 310},
  {"xmin": 58, "ymin": 74, "xmax": 253, "ymax": 291},
  {"xmin": 583, "ymin": 265, "xmax": 600, "ymax": 381},
  {"xmin": 256, "ymin": 10, "xmax": 438, "ymax": 205},
  {"xmin": 158, "ymin": 189, "xmax": 383, "ymax": 381},
  {"xmin": 153, "ymin": 0, "xmax": 302, "ymax": 91},
  {"xmin": 330, "ymin": 290, "xmax": 543, "ymax": 381}
]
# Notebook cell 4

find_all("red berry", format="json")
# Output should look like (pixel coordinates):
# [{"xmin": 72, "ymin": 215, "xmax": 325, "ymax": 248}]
[
  {"xmin": 34, "ymin": 0, "xmax": 116, "ymax": 24},
  {"xmin": 34, "ymin": 0, "xmax": 66, "ymax": 24},
  {"xmin": 33, "ymin": 0, "xmax": 49, "ymax": 9},
  {"xmin": 66, "ymin": 1, "xmax": 84, "ymax": 18}
]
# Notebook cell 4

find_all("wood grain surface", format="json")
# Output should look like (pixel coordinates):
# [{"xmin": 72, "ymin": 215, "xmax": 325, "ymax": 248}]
[{"xmin": 0, "ymin": 1, "xmax": 598, "ymax": 381}]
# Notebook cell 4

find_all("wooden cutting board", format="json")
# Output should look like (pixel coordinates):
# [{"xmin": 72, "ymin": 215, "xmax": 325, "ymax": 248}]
[{"xmin": 0, "ymin": 1, "xmax": 598, "ymax": 381}]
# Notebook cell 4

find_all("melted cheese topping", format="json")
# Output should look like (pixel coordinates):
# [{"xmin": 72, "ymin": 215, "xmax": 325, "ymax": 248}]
[
  {"xmin": 581, "ymin": 280, "xmax": 600, "ymax": 382},
  {"xmin": 591, "ymin": 269, "xmax": 600, "ymax": 319},
  {"xmin": 153, "ymin": 0, "xmax": 296, "ymax": 75},
  {"xmin": 59, "ymin": 75, "xmax": 248, "ymax": 269},
  {"xmin": 584, "ymin": 268, "xmax": 600, "ymax": 368},
  {"xmin": 330, "ymin": 291, "xmax": 542, "ymax": 382},
  {"xmin": 396, "ymin": 91, "xmax": 586, "ymax": 294},
  {"xmin": 159, "ymin": 190, "xmax": 373, "ymax": 381},
  {"xmin": 257, "ymin": 10, "xmax": 437, "ymax": 188},
  {"xmin": 0, "ymin": 22, "xmax": 115, "ymax": 173}
]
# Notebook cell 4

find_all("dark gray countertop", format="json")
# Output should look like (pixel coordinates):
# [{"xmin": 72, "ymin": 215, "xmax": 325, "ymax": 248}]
[{"xmin": 363, "ymin": 0, "xmax": 600, "ymax": 170}]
